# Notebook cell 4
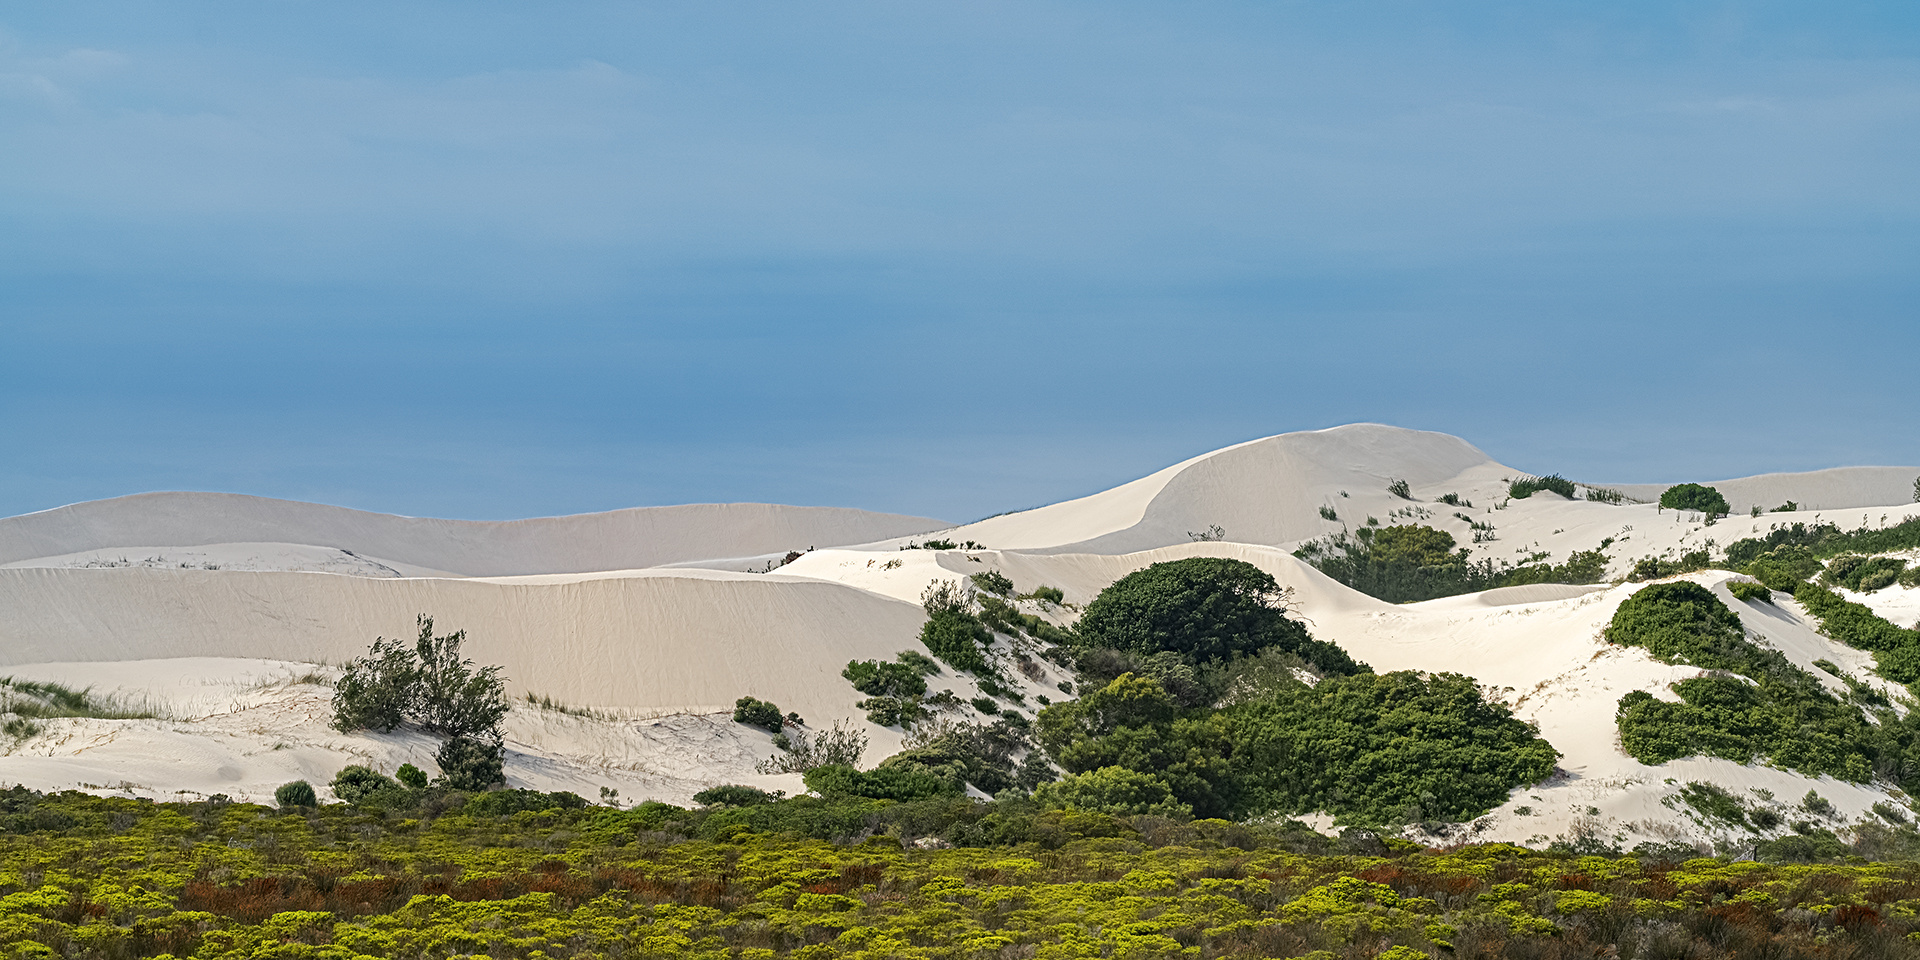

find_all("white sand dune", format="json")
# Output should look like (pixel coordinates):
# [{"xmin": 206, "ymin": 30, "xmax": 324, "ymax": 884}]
[
  {"xmin": 3, "ymin": 423, "xmax": 1919, "ymax": 845},
  {"xmin": 0, "ymin": 491, "xmax": 948, "ymax": 576},
  {"xmin": 1609, "ymin": 467, "xmax": 1920, "ymax": 515}
]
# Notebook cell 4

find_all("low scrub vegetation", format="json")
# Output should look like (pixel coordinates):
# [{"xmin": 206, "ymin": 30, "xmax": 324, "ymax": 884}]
[
  {"xmin": 1295, "ymin": 524, "xmax": 1609, "ymax": 603},
  {"xmin": 1607, "ymin": 582, "xmax": 1920, "ymax": 794},
  {"xmin": 7, "ymin": 786, "xmax": 1919, "ymax": 958}
]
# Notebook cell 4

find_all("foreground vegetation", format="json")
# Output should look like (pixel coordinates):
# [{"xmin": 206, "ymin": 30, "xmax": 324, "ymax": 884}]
[{"xmin": 6, "ymin": 787, "xmax": 1920, "ymax": 959}]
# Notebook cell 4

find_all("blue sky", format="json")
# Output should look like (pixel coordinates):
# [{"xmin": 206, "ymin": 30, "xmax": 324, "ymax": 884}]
[{"xmin": 3, "ymin": 2, "xmax": 1916, "ymax": 522}]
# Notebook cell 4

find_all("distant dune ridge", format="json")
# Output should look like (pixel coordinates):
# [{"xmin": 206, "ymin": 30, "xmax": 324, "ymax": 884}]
[
  {"xmin": 1, "ymin": 422, "xmax": 1918, "ymax": 837},
  {"xmin": 0, "ymin": 492, "xmax": 948, "ymax": 576}
]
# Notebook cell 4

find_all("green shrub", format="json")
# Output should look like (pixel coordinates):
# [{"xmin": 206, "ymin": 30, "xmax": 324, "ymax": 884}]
[
  {"xmin": 920, "ymin": 608, "xmax": 991, "ymax": 673},
  {"xmin": 330, "ymin": 635, "xmax": 416, "ymax": 733},
  {"xmin": 1033, "ymin": 767, "xmax": 1192, "ymax": 818},
  {"xmin": 1627, "ymin": 551, "xmax": 1711, "ymax": 582},
  {"xmin": 842, "ymin": 659, "xmax": 928, "ymax": 698},
  {"xmin": 330, "ymin": 766, "xmax": 406, "ymax": 806},
  {"xmin": 1824, "ymin": 555, "xmax": 1907, "ymax": 593},
  {"xmin": 970, "ymin": 695, "xmax": 1001, "ymax": 714},
  {"xmin": 1659, "ymin": 483, "xmax": 1730, "ymax": 516},
  {"xmin": 1727, "ymin": 580, "xmax": 1773, "ymax": 604},
  {"xmin": 331, "ymin": 615, "xmax": 508, "ymax": 741},
  {"xmin": 857, "ymin": 695, "xmax": 927, "ymax": 727},
  {"xmin": 1318, "ymin": 505, "xmax": 1339, "ymax": 520},
  {"xmin": 435, "ymin": 736, "xmax": 505, "ymax": 791},
  {"xmin": 969, "ymin": 570, "xmax": 1014, "ymax": 597},
  {"xmin": 1509, "ymin": 474, "xmax": 1576, "ymax": 499},
  {"xmin": 1586, "ymin": 487, "xmax": 1626, "ymax": 504},
  {"xmin": 1025, "ymin": 585, "xmax": 1065, "ymax": 605},
  {"xmin": 1436, "ymin": 493, "xmax": 1470, "ymax": 507},
  {"xmin": 1794, "ymin": 583, "xmax": 1920, "ymax": 684},
  {"xmin": 1075, "ymin": 557, "xmax": 1360, "ymax": 675},
  {"xmin": 1386, "ymin": 478, "xmax": 1413, "ymax": 500},
  {"xmin": 732, "ymin": 696, "xmax": 785, "ymax": 732},
  {"xmin": 463, "ymin": 788, "xmax": 587, "ymax": 816},
  {"xmin": 1035, "ymin": 671, "xmax": 1555, "ymax": 826},
  {"xmin": 1298, "ymin": 524, "xmax": 1610, "ymax": 603},
  {"xmin": 273, "ymin": 780, "xmax": 317, "ymax": 808},
  {"xmin": 896, "ymin": 650, "xmax": 942, "ymax": 674},
  {"xmin": 802, "ymin": 763, "xmax": 962, "ymax": 801},
  {"xmin": 395, "ymin": 763, "xmax": 428, "ymax": 790},
  {"xmin": 1605, "ymin": 582, "xmax": 1784, "ymax": 678},
  {"xmin": 693, "ymin": 784, "xmax": 783, "ymax": 807}
]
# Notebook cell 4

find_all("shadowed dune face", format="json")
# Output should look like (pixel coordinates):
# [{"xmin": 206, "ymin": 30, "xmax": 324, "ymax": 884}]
[{"xmin": 0, "ymin": 492, "xmax": 948, "ymax": 576}]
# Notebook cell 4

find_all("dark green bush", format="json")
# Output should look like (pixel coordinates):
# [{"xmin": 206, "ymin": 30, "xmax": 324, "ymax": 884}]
[
  {"xmin": 1385, "ymin": 478, "xmax": 1413, "ymax": 500},
  {"xmin": 1509, "ymin": 474, "xmax": 1576, "ymax": 499},
  {"xmin": 842, "ymin": 659, "xmax": 928, "ymax": 698},
  {"xmin": 436, "ymin": 736, "xmax": 505, "ymax": 791},
  {"xmin": 1794, "ymin": 583, "xmax": 1920, "ymax": 685},
  {"xmin": 395, "ymin": 763, "xmax": 428, "ymax": 790},
  {"xmin": 1605, "ymin": 582, "xmax": 1783, "ymax": 679},
  {"xmin": 274, "ymin": 780, "xmax": 317, "ymax": 808},
  {"xmin": 969, "ymin": 570, "xmax": 1014, "ymax": 596},
  {"xmin": 463, "ymin": 788, "xmax": 587, "ymax": 816},
  {"xmin": 1436, "ymin": 492, "xmax": 1471, "ymax": 507},
  {"xmin": 732, "ymin": 696, "xmax": 785, "ymax": 732},
  {"xmin": 1627, "ymin": 551, "xmax": 1711, "ymax": 582},
  {"xmin": 802, "ymin": 763, "xmax": 963, "ymax": 801},
  {"xmin": 1032, "ymin": 767, "xmax": 1192, "ymax": 817},
  {"xmin": 330, "ymin": 635, "xmax": 416, "ymax": 734},
  {"xmin": 1728, "ymin": 580, "xmax": 1773, "ymax": 604},
  {"xmin": 920, "ymin": 608, "xmax": 991, "ymax": 673},
  {"xmin": 1075, "ymin": 557, "xmax": 1360, "ymax": 675},
  {"xmin": 1035, "ymin": 671, "xmax": 1556, "ymax": 826},
  {"xmin": 1296, "ymin": 524, "xmax": 1610, "ymax": 603},
  {"xmin": 856, "ymin": 695, "xmax": 926, "ymax": 727},
  {"xmin": 330, "ymin": 765, "xmax": 407, "ymax": 806},
  {"xmin": 692, "ymin": 784, "xmax": 782, "ymax": 807},
  {"xmin": 1659, "ymin": 483, "xmax": 1730, "ymax": 516},
  {"xmin": 331, "ymin": 615, "xmax": 508, "ymax": 741},
  {"xmin": 1824, "ymin": 555, "xmax": 1907, "ymax": 593}
]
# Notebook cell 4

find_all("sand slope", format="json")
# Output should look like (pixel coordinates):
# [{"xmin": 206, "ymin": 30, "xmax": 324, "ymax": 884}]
[{"xmin": 0, "ymin": 492, "xmax": 947, "ymax": 575}]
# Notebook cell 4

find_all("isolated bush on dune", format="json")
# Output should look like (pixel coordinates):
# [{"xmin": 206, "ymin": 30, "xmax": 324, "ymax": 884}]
[
  {"xmin": 731, "ymin": 696, "xmax": 785, "ymax": 732},
  {"xmin": 273, "ymin": 780, "xmax": 316, "ymax": 808},
  {"xmin": 1659, "ymin": 483, "xmax": 1730, "ymax": 516},
  {"xmin": 331, "ymin": 615, "xmax": 507, "ymax": 741}
]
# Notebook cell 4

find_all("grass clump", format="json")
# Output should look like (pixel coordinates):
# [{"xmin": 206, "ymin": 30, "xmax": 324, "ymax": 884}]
[
  {"xmin": 1509, "ymin": 474, "xmax": 1576, "ymax": 500},
  {"xmin": 1385, "ymin": 478, "xmax": 1413, "ymax": 500},
  {"xmin": 0, "ymin": 677, "xmax": 162, "ymax": 723},
  {"xmin": 1436, "ymin": 492, "xmax": 1471, "ymax": 507},
  {"xmin": 969, "ymin": 569, "xmax": 1014, "ymax": 597}
]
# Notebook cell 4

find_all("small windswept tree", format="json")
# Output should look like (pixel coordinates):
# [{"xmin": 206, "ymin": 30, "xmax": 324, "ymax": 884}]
[
  {"xmin": 332, "ymin": 615, "xmax": 508, "ymax": 740},
  {"xmin": 331, "ymin": 615, "xmax": 512, "ymax": 791}
]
